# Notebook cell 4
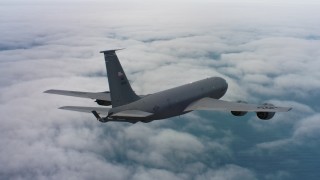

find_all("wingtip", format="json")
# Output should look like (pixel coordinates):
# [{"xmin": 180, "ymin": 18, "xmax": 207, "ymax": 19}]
[
  {"xmin": 280, "ymin": 107, "xmax": 292, "ymax": 112},
  {"xmin": 58, "ymin": 106, "xmax": 68, "ymax": 110},
  {"xmin": 43, "ymin": 89, "xmax": 52, "ymax": 93}
]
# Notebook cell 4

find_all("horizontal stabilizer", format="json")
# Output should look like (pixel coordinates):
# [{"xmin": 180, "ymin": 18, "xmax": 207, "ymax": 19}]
[
  {"xmin": 44, "ymin": 89, "xmax": 111, "ymax": 101},
  {"xmin": 59, "ymin": 106, "xmax": 111, "ymax": 115},
  {"xmin": 111, "ymin": 110, "xmax": 153, "ymax": 118},
  {"xmin": 184, "ymin": 98, "xmax": 292, "ymax": 112}
]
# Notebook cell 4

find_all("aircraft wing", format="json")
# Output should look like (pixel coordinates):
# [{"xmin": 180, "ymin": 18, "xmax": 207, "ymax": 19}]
[
  {"xmin": 59, "ymin": 106, "xmax": 153, "ymax": 118},
  {"xmin": 184, "ymin": 97, "xmax": 292, "ymax": 112},
  {"xmin": 59, "ymin": 106, "xmax": 111, "ymax": 115},
  {"xmin": 44, "ymin": 89, "xmax": 111, "ymax": 101},
  {"xmin": 111, "ymin": 110, "xmax": 153, "ymax": 118}
]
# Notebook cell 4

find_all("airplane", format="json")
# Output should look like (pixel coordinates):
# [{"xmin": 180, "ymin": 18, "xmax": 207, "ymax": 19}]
[{"xmin": 44, "ymin": 49, "xmax": 292, "ymax": 123}]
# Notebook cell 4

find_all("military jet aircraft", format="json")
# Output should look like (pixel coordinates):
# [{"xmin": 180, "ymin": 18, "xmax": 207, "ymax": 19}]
[{"xmin": 45, "ymin": 49, "xmax": 291, "ymax": 123}]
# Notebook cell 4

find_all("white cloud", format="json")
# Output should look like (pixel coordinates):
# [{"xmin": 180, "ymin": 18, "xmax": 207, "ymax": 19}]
[
  {"xmin": 150, "ymin": 129, "xmax": 204, "ymax": 154},
  {"xmin": 293, "ymin": 114, "xmax": 320, "ymax": 141},
  {"xmin": 1, "ymin": 1, "xmax": 320, "ymax": 179},
  {"xmin": 195, "ymin": 164, "xmax": 257, "ymax": 180},
  {"xmin": 132, "ymin": 168, "xmax": 186, "ymax": 180},
  {"xmin": 253, "ymin": 113, "xmax": 320, "ymax": 153}
]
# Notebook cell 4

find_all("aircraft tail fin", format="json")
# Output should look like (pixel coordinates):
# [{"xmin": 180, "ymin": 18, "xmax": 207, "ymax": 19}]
[{"xmin": 100, "ymin": 49, "xmax": 140, "ymax": 107}]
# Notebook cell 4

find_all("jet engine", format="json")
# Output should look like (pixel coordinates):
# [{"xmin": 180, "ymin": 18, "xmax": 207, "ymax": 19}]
[
  {"xmin": 256, "ymin": 103, "xmax": 275, "ymax": 120},
  {"xmin": 231, "ymin": 101, "xmax": 248, "ymax": 116},
  {"xmin": 95, "ymin": 99, "xmax": 112, "ymax": 106},
  {"xmin": 231, "ymin": 111, "xmax": 247, "ymax": 116}
]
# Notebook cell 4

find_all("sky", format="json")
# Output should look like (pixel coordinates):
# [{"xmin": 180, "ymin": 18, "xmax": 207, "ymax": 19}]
[{"xmin": 0, "ymin": 0, "xmax": 320, "ymax": 180}]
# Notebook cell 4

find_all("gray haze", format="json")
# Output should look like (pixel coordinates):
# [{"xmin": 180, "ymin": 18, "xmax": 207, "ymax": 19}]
[{"xmin": 0, "ymin": 1, "xmax": 319, "ymax": 180}]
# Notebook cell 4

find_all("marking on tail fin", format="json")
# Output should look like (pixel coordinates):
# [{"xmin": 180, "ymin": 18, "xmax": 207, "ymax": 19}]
[{"xmin": 118, "ymin": 71, "xmax": 124, "ymax": 77}]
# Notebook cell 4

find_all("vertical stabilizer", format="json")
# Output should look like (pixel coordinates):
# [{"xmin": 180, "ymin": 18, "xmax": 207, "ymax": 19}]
[{"xmin": 100, "ymin": 49, "xmax": 140, "ymax": 107}]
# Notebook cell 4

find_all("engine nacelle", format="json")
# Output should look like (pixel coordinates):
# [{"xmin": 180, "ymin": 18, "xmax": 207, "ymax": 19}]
[
  {"xmin": 256, "ymin": 112, "xmax": 275, "ymax": 120},
  {"xmin": 95, "ymin": 99, "xmax": 112, "ymax": 106},
  {"xmin": 256, "ymin": 103, "xmax": 275, "ymax": 120},
  {"xmin": 231, "ymin": 111, "xmax": 247, "ymax": 116},
  {"xmin": 231, "ymin": 100, "xmax": 248, "ymax": 116}
]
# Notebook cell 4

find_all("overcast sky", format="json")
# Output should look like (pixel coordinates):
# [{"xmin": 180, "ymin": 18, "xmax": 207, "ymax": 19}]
[{"xmin": 0, "ymin": 1, "xmax": 320, "ymax": 180}]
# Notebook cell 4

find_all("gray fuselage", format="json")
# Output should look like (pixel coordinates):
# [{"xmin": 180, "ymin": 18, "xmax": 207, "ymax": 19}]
[{"xmin": 108, "ymin": 77, "xmax": 228, "ymax": 122}]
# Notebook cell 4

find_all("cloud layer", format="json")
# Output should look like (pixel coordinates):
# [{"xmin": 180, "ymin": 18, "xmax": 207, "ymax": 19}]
[{"xmin": 0, "ymin": 1, "xmax": 320, "ymax": 180}]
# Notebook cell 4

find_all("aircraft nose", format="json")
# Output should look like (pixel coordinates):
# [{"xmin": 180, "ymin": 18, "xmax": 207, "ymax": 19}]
[
  {"xmin": 222, "ymin": 78, "xmax": 228, "ymax": 89},
  {"xmin": 219, "ymin": 78, "xmax": 228, "ymax": 89},
  {"xmin": 209, "ymin": 77, "xmax": 228, "ymax": 99},
  {"xmin": 214, "ymin": 77, "xmax": 228, "ymax": 94}
]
